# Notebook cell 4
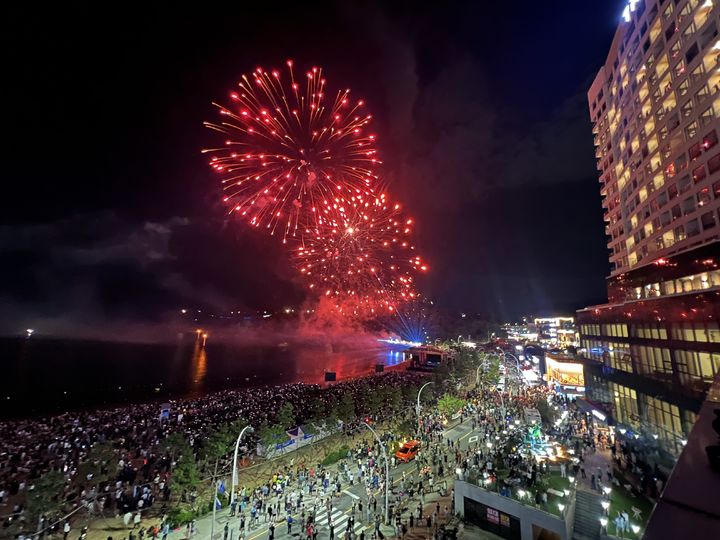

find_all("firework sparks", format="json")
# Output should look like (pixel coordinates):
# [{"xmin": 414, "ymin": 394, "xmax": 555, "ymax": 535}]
[
  {"xmin": 203, "ymin": 62, "xmax": 381, "ymax": 243},
  {"xmin": 204, "ymin": 62, "xmax": 427, "ymax": 320},
  {"xmin": 294, "ymin": 194, "xmax": 427, "ymax": 315}
]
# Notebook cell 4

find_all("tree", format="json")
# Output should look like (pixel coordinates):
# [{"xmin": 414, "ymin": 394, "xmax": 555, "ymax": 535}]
[
  {"xmin": 26, "ymin": 470, "xmax": 65, "ymax": 522},
  {"xmin": 204, "ymin": 425, "xmax": 234, "ymax": 463},
  {"xmin": 162, "ymin": 433, "xmax": 188, "ymax": 462},
  {"xmin": 76, "ymin": 442, "xmax": 116, "ymax": 486},
  {"xmin": 437, "ymin": 393, "xmax": 466, "ymax": 417},
  {"xmin": 277, "ymin": 402, "xmax": 296, "ymax": 430},
  {"xmin": 173, "ymin": 451, "xmax": 200, "ymax": 491},
  {"xmin": 336, "ymin": 392, "xmax": 356, "ymax": 423},
  {"xmin": 307, "ymin": 397, "xmax": 327, "ymax": 425},
  {"xmin": 365, "ymin": 390, "xmax": 383, "ymax": 415},
  {"xmin": 387, "ymin": 388, "xmax": 402, "ymax": 412},
  {"xmin": 161, "ymin": 433, "xmax": 198, "ymax": 491},
  {"xmin": 259, "ymin": 423, "xmax": 287, "ymax": 449},
  {"xmin": 479, "ymin": 355, "xmax": 501, "ymax": 387}
]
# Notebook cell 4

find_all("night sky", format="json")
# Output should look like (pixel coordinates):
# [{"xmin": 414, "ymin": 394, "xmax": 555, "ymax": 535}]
[{"xmin": 1, "ymin": 1, "xmax": 627, "ymax": 331}]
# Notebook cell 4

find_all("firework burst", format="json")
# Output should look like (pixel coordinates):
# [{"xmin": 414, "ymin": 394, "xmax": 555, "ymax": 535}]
[
  {"xmin": 295, "ymin": 194, "xmax": 427, "ymax": 315},
  {"xmin": 203, "ymin": 61, "xmax": 381, "ymax": 243},
  {"xmin": 204, "ymin": 62, "xmax": 428, "ymax": 320}
]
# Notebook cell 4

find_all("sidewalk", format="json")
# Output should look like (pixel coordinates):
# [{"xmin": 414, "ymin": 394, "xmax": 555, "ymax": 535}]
[
  {"xmin": 577, "ymin": 447, "xmax": 612, "ymax": 493},
  {"xmin": 82, "ymin": 419, "xmax": 476, "ymax": 540}
]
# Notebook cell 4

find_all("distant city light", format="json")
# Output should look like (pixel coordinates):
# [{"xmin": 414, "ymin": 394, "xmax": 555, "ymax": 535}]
[{"xmin": 26, "ymin": 329, "xmax": 34, "ymax": 337}]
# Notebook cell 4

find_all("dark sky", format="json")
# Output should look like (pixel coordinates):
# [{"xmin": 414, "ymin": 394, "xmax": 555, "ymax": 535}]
[{"xmin": 1, "ymin": 0, "xmax": 626, "ymax": 330}]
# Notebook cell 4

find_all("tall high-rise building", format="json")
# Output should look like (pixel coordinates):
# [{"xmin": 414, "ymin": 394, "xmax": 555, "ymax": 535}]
[
  {"xmin": 589, "ymin": 0, "xmax": 720, "ymax": 274},
  {"xmin": 577, "ymin": 0, "xmax": 720, "ymax": 467}
]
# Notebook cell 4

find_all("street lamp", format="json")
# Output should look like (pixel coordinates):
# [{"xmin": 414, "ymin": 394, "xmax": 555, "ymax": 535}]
[
  {"xmin": 362, "ymin": 422, "xmax": 390, "ymax": 525},
  {"xmin": 230, "ymin": 425, "xmax": 254, "ymax": 505},
  {"xmin": 416, "ymin": 382, "xmax": 433, "ymax": 433}
]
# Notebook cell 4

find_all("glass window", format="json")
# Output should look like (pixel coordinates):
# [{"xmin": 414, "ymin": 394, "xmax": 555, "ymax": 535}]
[
  {"xmin": 698, "ymin": 188, "xmax": 712, "ymax": 207},
  {"xmin": 681, "ymin": 99, "xmax": 694, "ymax": 118},
  {"xmin": 700, "ymin": 106, "xmax": 715, "ymax": 127},
  {"xmin": 709, "ymin": 323, "xmax": 720, "ymax": 343},
  {"xmin": 704, "ymin": 129, "xmax": 719, "ymax": 150},
  {"xmin": 693, "ymin": 165, "xmax": 707, "ymax": 182},
  {"xmin": 701, "ymin": 211, "xmax": 717, "ymax": 230},
  {"xmin": 710, "ymin": 153, "xmax": 720, "ymax": 174},
  {"xmin": 679, "ymin": 175, "xmax": 692, "ymax": 193}
]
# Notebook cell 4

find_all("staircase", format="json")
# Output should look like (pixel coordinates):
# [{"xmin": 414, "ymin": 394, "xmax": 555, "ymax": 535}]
[{"xmin": 573, "ymin": 490, "xmax": 603, "ymax": 540}]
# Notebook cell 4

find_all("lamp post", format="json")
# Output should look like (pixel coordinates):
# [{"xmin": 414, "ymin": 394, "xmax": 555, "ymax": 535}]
[
  {"xmin": 210, "ymin": 479, "xmax": 222, "ymax": 540},
  {"xmin": 362, "ymin": 422, "xmax": 390, "ymax": 525},
  {"xmin": 230, "ymin": 425, "xmax": 254, "ymax": 505},
  {"xmin": 500, "ymin": 351, "xmax": 524, "ymax": 397},
  {"xmin": 416, "ymin": 381, "xmax": 433, "ymax": 433}
]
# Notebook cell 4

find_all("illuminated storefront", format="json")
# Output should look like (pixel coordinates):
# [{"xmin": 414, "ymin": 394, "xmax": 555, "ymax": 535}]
[
  {"xmin": 578, "ymin": 244, "xmax": 720, "ymax": 463},
  {"xmin": 544, "ymin": 353, "xmax": 585, "ymax": 396}
]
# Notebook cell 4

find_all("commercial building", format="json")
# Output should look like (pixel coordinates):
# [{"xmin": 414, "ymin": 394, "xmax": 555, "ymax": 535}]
[
  {"xmin": 578, "ymin": 0, "xmax": 720, "ymax": 466},
  {"xmin": 544, "ymin": 352, "xmax": 586, "ymax": 397},
  {"xmin": 533, "ymin": 317, "xmax": 578, "ymax": 348}
]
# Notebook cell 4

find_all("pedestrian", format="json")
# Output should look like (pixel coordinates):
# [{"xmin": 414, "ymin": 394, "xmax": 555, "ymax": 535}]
[
  {"xmin": 269, "ymin": 523, "xmax": 275, "ymax": 540},
  {"xmin": 64, "ymin": 522, "xmax": 71, "ymax": 540},
  {"xmin": 591, "ymin": 474, "xmax": 596, "ymax": 491},
  {"xmin": 223, "ymin": 523, "xmax": 229, "ymax": 540},
  {"xmin": 287, "ymin": 515, "xmax": 293, "ymax": 535}
]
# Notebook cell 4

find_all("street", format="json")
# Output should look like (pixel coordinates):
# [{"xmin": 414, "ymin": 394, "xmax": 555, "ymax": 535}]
[{"xmin": 177, "ymin": 416, "xmax": 478, "ymax": 540}]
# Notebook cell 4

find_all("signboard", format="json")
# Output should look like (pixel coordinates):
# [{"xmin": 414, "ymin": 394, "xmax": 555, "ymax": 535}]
[
  {"xmin": 487, "ymin": 508, "xmax": 499, "ymax": 524},
  {"xmin": 500, "ymin": 514, "xmax": 510, "ymax": 527}
]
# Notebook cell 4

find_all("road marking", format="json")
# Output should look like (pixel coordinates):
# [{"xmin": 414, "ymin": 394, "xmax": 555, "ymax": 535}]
[
  {"xmin": 459, "ymin": 430, "xmax": 474, "ymax": 442},
  {"xmin": 342, "ymin": 489, "xmax": 360, "ymax": 499},
  {"xmin": 468, "ymin": 435, "xmax": 478, "ymax": 443}
]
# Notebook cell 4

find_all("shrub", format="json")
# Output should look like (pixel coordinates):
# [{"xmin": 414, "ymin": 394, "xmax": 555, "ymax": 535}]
[
  {"xmin": 321, "ymin": 446, "xmax": 350, "ymax": 466},
  {"xmin": 167, "ymin": 506, "xmax": 197, "ymax": 527}
]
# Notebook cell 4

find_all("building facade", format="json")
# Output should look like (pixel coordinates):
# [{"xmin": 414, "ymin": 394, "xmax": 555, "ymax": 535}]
[
  {"xmin": 589, "ymin": 0, "xmax": 720, "ymax": 275},
  {"xmin": 534, "ymin": 317, "xmax": 577, "ymax": 347},
  {"xmin": 578, "ymin": 0, "xmax": 720, "ymax": 464}
]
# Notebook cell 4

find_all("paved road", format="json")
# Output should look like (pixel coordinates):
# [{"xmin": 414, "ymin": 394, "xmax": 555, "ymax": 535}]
[{"xmin": 174, "ymin": 416, "xmax": 477, "ymax": 540}]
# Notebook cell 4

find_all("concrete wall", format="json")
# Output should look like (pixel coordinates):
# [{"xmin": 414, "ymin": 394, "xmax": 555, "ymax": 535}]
[{"xmin": 454, "ymin": 481, "xmax": 573, "ymax": 540}]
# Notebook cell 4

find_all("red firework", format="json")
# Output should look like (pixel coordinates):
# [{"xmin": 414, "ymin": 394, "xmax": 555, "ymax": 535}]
[
  {"xmin": 295, "ymin": 194, "xmax": 427, "ymax": 314},
  {"xmin": 203, "ymin": 61, "xmax": 381, "ymax": 242}
]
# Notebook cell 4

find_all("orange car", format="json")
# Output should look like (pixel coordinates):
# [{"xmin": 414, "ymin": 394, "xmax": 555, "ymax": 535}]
[{"xmin": 395, "ymin": 440, "xmax": 421, "ymax": 463}]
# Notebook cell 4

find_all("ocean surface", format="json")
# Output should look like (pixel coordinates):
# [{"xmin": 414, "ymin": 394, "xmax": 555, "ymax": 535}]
[{"xmin": 0, "ymin": 335, "xmax": 409, "ymax": 419}]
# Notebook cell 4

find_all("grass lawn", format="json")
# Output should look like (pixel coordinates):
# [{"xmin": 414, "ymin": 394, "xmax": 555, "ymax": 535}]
[
  {"xmin": 544, "ymin": 472, "xmax": 571, "ymax": 517},
  {"xmin": 606, "ymin": 473, "xmax": 655, "ymax": 537}
]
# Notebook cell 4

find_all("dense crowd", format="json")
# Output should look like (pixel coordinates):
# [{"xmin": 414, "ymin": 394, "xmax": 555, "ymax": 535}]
[{"xmin": 0, "ymin": 371, "xmax": 428, "ymax": 536}]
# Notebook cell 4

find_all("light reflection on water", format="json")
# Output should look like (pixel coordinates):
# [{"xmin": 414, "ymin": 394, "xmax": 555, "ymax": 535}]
[{"xmin": 0, "ymin": 335, "xmax": 413, "ymax": 417}]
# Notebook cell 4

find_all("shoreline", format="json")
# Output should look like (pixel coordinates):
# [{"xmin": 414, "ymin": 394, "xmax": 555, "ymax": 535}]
[
  {"xmin": 0, "ymin": 357, "xmax": 416, "ymax": 425},
  {"xmin": 0, "ymin": 335, "xmax": 412, "ymax": 420}
]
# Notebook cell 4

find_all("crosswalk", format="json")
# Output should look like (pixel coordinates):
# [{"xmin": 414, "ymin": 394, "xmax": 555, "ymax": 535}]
[{"xmin": 311, "ymin": 507, "xmax": 367, "ymax": 538}]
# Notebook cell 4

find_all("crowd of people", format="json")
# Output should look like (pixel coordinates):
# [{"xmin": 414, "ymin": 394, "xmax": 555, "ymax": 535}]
[{"xmin": 0, "ymin": 370, "xmax": 428, "ymax": 538}]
